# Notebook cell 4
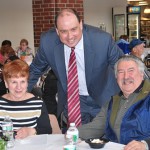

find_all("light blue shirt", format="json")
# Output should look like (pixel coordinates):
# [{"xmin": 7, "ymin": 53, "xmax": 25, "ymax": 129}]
[{"xmin": 64, "ymin": 35, "xmax": 89, "ymax": 96}]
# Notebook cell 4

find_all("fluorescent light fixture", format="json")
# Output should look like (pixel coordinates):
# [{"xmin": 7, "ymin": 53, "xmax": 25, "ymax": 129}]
[
  {"xmin": 139, "ymin": 1, "xmax": 148, "ymax": 5},
  {"xmin": 139, "ymin": 1, "xmax": 148, "ymax": 3}
]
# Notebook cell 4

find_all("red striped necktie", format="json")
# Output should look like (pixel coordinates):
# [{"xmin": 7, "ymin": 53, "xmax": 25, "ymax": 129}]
[{"xmin": 67, "ymin": 47, "xmax": 81, "ymax": 127}]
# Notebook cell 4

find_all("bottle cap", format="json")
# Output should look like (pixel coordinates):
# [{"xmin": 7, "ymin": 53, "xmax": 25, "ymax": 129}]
[
  {"xmin": 5, "ymin": 115, "xmax": 10, "ymax": 119},
  {"xmin": 70, "ymin": 122, "xmax": 75, "ymax": 127}
]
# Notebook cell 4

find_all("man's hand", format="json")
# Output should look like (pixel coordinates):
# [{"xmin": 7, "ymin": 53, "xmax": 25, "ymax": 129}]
[{"xmin": 124, "ymin": 140, "xmax": 146, "ymax": 150}]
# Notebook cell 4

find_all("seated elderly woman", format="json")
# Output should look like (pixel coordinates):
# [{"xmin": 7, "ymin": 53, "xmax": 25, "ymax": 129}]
[{"xmin": 0, "ymin": 59, "xmax": 52, "ymax": 139}]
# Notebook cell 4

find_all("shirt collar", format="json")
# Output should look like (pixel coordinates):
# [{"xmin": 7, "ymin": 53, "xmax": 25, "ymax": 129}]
[{"xmin": 75, "ymin": 34, "xmax": 83, "ymax": 50}]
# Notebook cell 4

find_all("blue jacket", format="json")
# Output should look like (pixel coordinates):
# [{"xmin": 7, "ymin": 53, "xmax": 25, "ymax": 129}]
[
  {"xmin": 117, "ymin": 39, "xmax": 130, "ymax": 54},
  {"xmin": 105, "ymin": 80, "xmax": 150, "ymax": 144}
]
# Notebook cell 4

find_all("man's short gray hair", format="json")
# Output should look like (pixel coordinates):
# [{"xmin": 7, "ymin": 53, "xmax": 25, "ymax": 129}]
[{"xmin": 114, "ymin": 55, "xmax": 145, "ymax": 77}]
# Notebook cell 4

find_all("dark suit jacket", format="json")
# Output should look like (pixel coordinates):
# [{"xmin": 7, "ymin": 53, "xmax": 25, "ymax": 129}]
[{"xmin": 28, "ymin": 24, "xmax": 123, "ymax": 117}]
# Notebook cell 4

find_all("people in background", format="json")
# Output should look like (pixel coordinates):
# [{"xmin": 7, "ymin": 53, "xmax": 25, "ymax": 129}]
[
  {"xmin": 0, "ymin": 59, "xmax": 52, "ymax": 139},
  {"xmin": 16, "ymin": 39, "xmax": 33, "ymax": 65},
  {"xmin": 116, "ymin": 35, "xmax": 130, "ymax": 55},
  {"xmin": 0, "ymin": 40, "xmax": 12, "ymax": 65},
  {"xmin": 78, "ymin": 55, "xmax": 150, "ymax": 150},
  {"xmin": 144, "ymin": 54, "xmax": 150, "ymax": 72},
  {"xmin": 129, "ymin": 38, "xmax": 145, "ymax": 60},
  {"xmin": 129, "ymin": 38, "xmax": 150, "ymax": 79},
  {"xmin": 0, "ymin": 46, "xmax": 19, "ymax": 96},
  {"xmin": 140, "ymin": 34, "xmax": 150, "ymax": 48},
  {"xmin": 142, "ymin": 48, "xmax": 150, "ymax": 73},
  {"xmin": 28, "ymin": 8, "xmax": 123, "ymax": 128},
  {"xmin": 146, "ymin": 35, "xmax": 150, "ymax": 47},
  {"xmin": 0, "ymin": 65, "xmax": 6, "ymax": 96},
  {"xmin": 1, "ymin": 46, "xmax": 18, "ymax": 63},
  {"xmin": 0, "ymin": 40, "xmax": 12, "ymax": 50}
]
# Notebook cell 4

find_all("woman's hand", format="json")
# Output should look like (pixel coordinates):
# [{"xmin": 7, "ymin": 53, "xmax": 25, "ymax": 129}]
[
  {"xmin": 124, "ymin": 140, "xmax": 146, "ymax": 150},
  {"xmin": 15, "ymin": 127, "xmax": 36, "ymax": 139}
]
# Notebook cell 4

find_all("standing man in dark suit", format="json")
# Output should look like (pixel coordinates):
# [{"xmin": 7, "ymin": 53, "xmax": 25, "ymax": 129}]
[{"xmin": 28, "ymin": 8, "xmax": 123, "ymax": 127}]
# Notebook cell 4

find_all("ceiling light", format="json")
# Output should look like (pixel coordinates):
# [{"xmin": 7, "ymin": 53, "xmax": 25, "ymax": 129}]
[
  {"xmin": 144, "ymin": 7, "xmax": 150, "ymax": 13},
  {"xmin": 139, "ymin": 1, "xmax": 148, "ymax": 5}
]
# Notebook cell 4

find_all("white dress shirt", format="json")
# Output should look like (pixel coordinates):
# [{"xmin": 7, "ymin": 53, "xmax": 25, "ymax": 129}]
[{"xmin": 64, "ymin": 35, "xmax": 89, "ymax": 96}]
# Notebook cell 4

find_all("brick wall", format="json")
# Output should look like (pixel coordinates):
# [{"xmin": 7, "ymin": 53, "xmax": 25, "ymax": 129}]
[{"xmin": 32, "ymin": 0, "xmax": 84, "ymax": 47}]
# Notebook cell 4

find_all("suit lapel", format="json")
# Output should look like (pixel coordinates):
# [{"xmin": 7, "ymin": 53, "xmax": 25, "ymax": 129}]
[
  {"xmin": 54, "ymin": 44, "xmax": 67, "ymax": 92},
  {"xmin": 83, "ymin": 30, "xmax": 95, "ymax": 87}
]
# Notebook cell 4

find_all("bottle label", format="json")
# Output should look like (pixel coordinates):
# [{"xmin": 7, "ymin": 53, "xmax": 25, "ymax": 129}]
[
  {"xmin": 66, "ymin": 131, "xmax": 78, "ymax": 143},
  {"xmin": 2, "ymin": 124, "xmax": 13, "ymax": 131},
  {"xmin": 72, "ymin": 135, "xmax": 78, "ymax": 143}
]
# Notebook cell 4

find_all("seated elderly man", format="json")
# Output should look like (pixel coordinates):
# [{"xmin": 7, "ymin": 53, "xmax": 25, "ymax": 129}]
[
  {"xmin": 78, "ymin": 55, "xmax": 150, "ymax": 150},
  {"xmin": 129, "ymin": 38, "xmax": 145, "ymax": 59},
  {"xmin": 129, "ymin": 39, "xmax": 149, "ymax": 80}
]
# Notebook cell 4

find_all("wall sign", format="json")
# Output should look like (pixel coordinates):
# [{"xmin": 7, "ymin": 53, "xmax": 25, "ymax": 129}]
[{"xmin": 127, "ymin": 6, "xmax": 141, "ymax": 14}]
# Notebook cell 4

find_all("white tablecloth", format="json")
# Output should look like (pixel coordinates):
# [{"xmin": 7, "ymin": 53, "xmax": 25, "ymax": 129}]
[{"xmin": 12, "ymin": 134, "xmax": 125, "ymax": 150}]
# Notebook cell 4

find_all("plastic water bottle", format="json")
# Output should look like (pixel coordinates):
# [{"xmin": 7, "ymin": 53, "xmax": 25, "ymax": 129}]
[
  {"xmin": 66, "ymin": 122, "xmax": 79, "ymax": 145},
  {"xmin": 65, "ymin": 134, "xmax": 73, "ymax": 145},
  {"xmin": 1, "ymin": 116, "xmax": 14, "ymax": 148}
]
